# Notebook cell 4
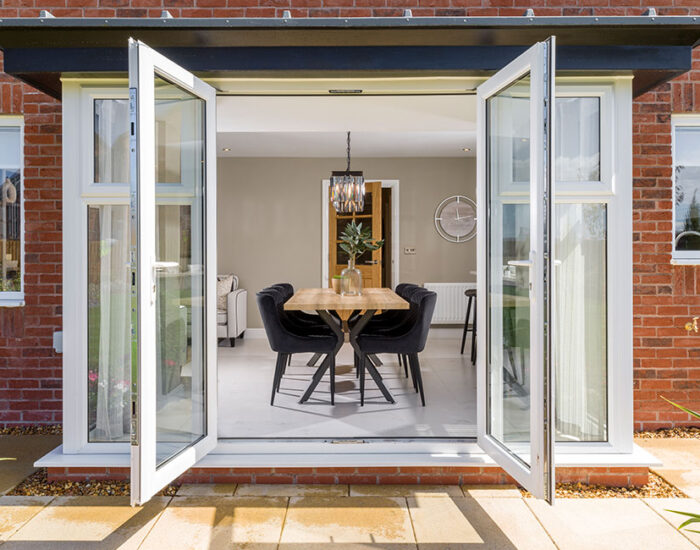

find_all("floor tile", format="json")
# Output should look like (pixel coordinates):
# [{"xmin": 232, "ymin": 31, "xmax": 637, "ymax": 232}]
[
  {"xmin": 0, "ymin": 435, "xmax": 62, "ymax": 494},
  {"xmin": 236, "ymin": 484, "xmax": 348, "ymax": 497},
  {"xmin": 408, "ymin": 495, "xmax": 555, "ymax": 550},
  {"xmin": 643, "ymin": 498, "xmax": 700, "ymax": 548},
  {"xmin": 0, "ymin": 496, "xmax": 53, "ymax": 542},
  {"xmin": 139, "ymin": 496, "xmax": 287, "ymax": 550},
  {"xmin": 3, "ymin": 496, "xmax": 169, "ymax": 550},
  {"xmin": 655, "ymin": 469, "xmax": 700, "ymax": 500},
  {"xmin": 462, "ymin": 484, "xmax": 521, "ymax": 498},
  {"xmin": 526, "ymin": 497, "xmax": 697, "ymax": 550},
  {"xmin": 350, "ymin": 484, "xmax": 462, "ymax": 497},
  {"xmin": 176, "ymin": 483, "xmax": 237, "ymax": 496},
  {"xmin": 636, "ymin": 439, "xmax": 700, "ymax": 470},
  {"xmin": 279, "ymin": 496, "xmax": 416, "ymax": 549}
]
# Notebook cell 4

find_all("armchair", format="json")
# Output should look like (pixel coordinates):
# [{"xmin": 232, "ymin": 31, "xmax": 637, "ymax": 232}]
[{"xmin": 217, "ymin": 274, "xmax": 247, "ymax": 346}]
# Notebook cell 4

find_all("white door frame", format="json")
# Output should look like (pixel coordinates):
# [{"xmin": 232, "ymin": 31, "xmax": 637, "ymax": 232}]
[
  {"xmin": 128, "ymin": 39, "xmax": 218, "ymax": 506},
  {"xmin": 321, "ymin": 179, "xmax": 400, "ymax": 289}
]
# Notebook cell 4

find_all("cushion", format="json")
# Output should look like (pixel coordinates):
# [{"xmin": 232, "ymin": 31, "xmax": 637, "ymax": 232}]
[{"xmin": 217, "ymin": 274, "xmax": 234, "ymax": 311}]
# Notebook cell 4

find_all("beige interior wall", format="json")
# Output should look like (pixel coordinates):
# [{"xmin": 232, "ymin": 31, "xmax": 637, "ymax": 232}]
[{"xmin": 217, "ymin": 157, "xmax": 476, "ymax": 328}]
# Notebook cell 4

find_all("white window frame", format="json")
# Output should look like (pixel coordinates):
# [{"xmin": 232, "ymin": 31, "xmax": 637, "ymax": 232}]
[
  {"xmin": 60, "ymin": 75, "xmax": 633, "ymax": 458},
  {"xmin": 0, "ymin": 116, "xmax": 25, "ymax": 307},
  {"xmin": 671, "ymin": 114, "xmax": 700, "ymax": 265}
]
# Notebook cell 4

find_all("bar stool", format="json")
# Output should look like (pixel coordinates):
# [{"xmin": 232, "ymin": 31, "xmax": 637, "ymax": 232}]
[{"xmin": 460, "ymin": 288, "xmax": 477, "ymax": 365}]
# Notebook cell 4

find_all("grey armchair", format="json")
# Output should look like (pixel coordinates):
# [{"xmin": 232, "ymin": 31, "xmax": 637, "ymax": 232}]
[{"xmin": 217, "ymin": 274, "xmax": 247, "ymax": 346}]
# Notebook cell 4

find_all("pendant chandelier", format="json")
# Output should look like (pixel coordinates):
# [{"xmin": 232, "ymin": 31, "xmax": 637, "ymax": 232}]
[{"xmin": 330, "ymin": 131, "xmax": 365, "ymax": 214}]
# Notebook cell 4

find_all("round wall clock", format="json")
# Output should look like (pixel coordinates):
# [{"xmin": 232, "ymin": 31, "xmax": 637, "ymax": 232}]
[{"xmin": 434, "ymin": 195, "xmax": 477, "ymax": 243}]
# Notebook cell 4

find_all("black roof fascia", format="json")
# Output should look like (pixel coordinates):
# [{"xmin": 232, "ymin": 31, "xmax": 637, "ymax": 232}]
[{"xmin": 0, "ymin": 16, "xmax": 698, "ymax": 98}]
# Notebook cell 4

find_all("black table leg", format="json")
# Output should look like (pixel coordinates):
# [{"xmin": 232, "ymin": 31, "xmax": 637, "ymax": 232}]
[
  {"xmin": 349, "ymin": 310, "xmax": 395, "ymax": 404},
  {"xmin": 307, "ymin": 353, "xmax": 322, "ymax": 367},
  {"xmin": 299, "ymin": 310, "xmax": 345, "ymax": 404}
]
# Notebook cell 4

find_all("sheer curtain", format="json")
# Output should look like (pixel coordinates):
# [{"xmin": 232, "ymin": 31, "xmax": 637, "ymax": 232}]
[
  {"xmin": 94, "ymin": 100, "xmax": 130, "ymax": 184},
  {"xmin": 93, "ymin": 205, "xmax": 131, "ymax": 441},
  {"xmin": 555, "ymin": 203, "xmax": 607, "ymax": 441},
  {"xmin": 555, "ymin": 98, "xmax": 600, "ymax": 182}
]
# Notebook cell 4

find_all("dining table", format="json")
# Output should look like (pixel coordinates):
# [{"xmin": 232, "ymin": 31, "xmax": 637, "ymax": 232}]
[{"xmin": 284, "ymin": 287, "xmax": 409, "ymax": 404}]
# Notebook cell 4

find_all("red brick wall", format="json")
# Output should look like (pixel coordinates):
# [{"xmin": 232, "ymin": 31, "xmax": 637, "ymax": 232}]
[
  {"xmin": 632, "ymin": 47, "xmax": 700, "ymax": 431},
  {"xmin": 0, "ymin": 5, "xmax": 699, "ymax": 431},
  {"xmin": 0, "ymin": 53, "xmax": 63, "ymax": 427}
]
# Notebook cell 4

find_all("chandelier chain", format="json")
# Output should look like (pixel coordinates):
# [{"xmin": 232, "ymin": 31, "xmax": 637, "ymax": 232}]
[{"xmin": 346, "ymin": 131, "xmax": 351, "ymax": 172}]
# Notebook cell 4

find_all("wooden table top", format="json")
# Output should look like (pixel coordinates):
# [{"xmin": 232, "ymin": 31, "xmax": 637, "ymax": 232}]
[{"xmin": 284, "ymin": 287, "xmax": 409, "ymax": 312}]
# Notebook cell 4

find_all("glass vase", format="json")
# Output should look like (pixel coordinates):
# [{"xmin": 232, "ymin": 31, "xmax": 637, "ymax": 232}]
[{"xmin": 341, "ymin": 258, "xmax": 362, "ymax": 296}]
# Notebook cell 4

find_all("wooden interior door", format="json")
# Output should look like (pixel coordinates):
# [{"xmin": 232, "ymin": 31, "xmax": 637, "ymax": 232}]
[{"xmin": 329, "ymin": 181, "xmax": 383, "ymax": 288}]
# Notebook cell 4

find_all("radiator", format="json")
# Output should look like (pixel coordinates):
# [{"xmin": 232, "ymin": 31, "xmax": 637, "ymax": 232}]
[{"xmin": 423, "ymin": 282, "xmax": 477, "ymax": 324}]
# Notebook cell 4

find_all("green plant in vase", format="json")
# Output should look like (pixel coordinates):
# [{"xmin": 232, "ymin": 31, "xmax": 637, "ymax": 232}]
[{"xmin": 338, "ymin": 220, "xmax": 384, "ymax": 296}]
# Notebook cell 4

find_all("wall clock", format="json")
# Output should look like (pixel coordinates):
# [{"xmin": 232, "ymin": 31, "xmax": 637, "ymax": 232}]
[{"xmin": 434, "ymin": 195, "xmax": 477, "ymax": 243}]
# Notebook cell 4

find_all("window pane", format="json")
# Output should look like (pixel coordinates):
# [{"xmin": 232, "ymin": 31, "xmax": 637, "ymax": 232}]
[
  {"xmin": 554, "ymin": 203, "xmax": 608, "ymax": 442},
  {"xmin": 675, "ymin": 126, "xmax": 700, "ymax": 252},
  {"xmin": 94, "ymin": 99, "xmax": 130, "ymax": 184},
  {"xmin": 87, "ymin": 204, "xmax": 131, "ymax": 442},
  {"xmin": 555, "ymin": 97, "xmax": 600, "ymax": 182},
  {"xmin": 0, "ymin": 127, "xmax": 22, "ymax": 294}
]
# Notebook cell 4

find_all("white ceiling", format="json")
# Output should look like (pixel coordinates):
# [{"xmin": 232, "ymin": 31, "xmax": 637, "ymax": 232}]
[{"xmin": 216, "ymin": 95, "xmax": 476, "ymax": 158}]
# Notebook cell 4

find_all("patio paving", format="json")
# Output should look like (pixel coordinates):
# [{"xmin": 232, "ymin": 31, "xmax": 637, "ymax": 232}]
[
  {"xmin": 637, "ymin": 438, "xmax": 700, "ymax": 500},
  {"xmin": 0, "ymin": 435, "xmax": 61, "ymax": 495}
]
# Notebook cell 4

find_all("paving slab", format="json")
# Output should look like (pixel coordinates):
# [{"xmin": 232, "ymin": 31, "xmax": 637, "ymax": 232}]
[
  {"xmin": 280, "ymin": 496, "xmax": 416, "ymax": 549},
  {"xmin": 139, "ymin": 495, "xmax": 287, "ymax": 550},
  {"xmin": 350, "ymin": 484, "xmax": 462, "ymax": 498},
  {"xmin": 0, "ymin": 496, "xmax": 53, "ymax": 542},
  {"xmin": 0, "ymin": 435, "xmax": 62, "ymax": 494},
  {"xmin": 636, "ymin": 439, "xmax": 700, "ymax": 499},
  {"xmin": 176, "ymin": 483, "xmax": 237, "ymax": 496},
  {"xmin": 527, "ymin": 497, "xmax": 697, "ymax": 550},
  {"xmin": 408, "ymin": 495, "xmax": 556, "ymax": 550},
  {"xmin": 2, "ymin": 495, "xmax": 169, "ymax": 550},
  {"xmin": 236, "ymin": 483, "xmax": 348, "ymax": 497},
  {"xmin": 462, "ymin": 484, "xmax": 521, "ymax": 498},
  {"xmin": 643, "ymin": 498, "xmax": 700, "ymax": 549}
]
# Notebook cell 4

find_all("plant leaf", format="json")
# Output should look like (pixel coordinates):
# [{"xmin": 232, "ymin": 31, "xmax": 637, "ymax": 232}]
[{"xmin": 661, "ymin": 396, "xmax": 700, "ymax": 421}]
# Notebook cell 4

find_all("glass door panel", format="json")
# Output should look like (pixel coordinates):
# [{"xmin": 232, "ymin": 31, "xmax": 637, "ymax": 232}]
[
  {"xmin": 476, "ymin": 38, "xmax": 556, "ymax": 503},
  {"xmin": 129, "ymin": 39, "xmax": 217, "ymax": 506}
]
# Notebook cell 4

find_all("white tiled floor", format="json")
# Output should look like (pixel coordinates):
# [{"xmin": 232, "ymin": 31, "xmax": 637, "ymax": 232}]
[{"xmin": 217, "ymin": 335, "xmax": 477, "ymax": 439}]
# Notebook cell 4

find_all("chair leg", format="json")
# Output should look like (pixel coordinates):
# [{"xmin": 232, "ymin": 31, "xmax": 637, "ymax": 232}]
[
  {"xmin": 288, "ymin": 354, "xmax": 292, "ymax": 367},
  {"xmin": 402, "ymin": 354, "xmax": 408, "ymax": 378},
  {"xmin": 470, "ymin": 298, "xmax": 477, "ymax": 366},
  {"xmin": 461, "ymin": 296, "xmax": 472, "ymax": 355},
  {"xmin": 330, "ymin": 353, "xmax": 335, "ymax": 405},
  {"xmin": 398, "ymin": 354, "xmax": 402, "ymax": 367},
  {"xmin": 270, "ymin": 353, "xmax": 284, "ymax": 406},
  {"xmin": 410, "ymin": 354, "xmax": 426, "ymax": 407},
  {"xmin": 277, "ymin": 354, "xmax": 288, "ymax": 392},
  {"xmin": 230, "ymin": 337, "xmax": 236, "ymax": 347},
  {"xmin": 360, "ymin": 354, "xmax": 366, "ymax": 406},
  {"xmin": 407, "ymin": 354, "xmax": 418, "ymax": 392}
]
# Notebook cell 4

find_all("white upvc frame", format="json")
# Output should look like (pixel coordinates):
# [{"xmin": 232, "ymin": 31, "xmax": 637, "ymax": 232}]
[
  {"xmin": 321, "ymin": 179, "xmax": 400, "ymax": 289},
  {"xmin": 128, "ymin": 39, "xmax": 218, "ymax": 506},
  {"xmin": 476, "ymin": 39, "xmax": 555, "ymax": 501},
  {"xmin": 59, "ymin": 74, "xmax": 633, "ymax": 467},
  {"xmin": 0, "ymin": 116, "xmax": 25, "ymax": 306},
  {"xmin": 671, "ymin": 114, "xmax": 700, "ymax": 265}
]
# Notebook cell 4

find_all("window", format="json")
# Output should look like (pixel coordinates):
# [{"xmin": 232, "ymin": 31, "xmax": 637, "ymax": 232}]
[
  {"xmin": 555, "ymin": 97, "xmax": 601, "ymax": 182},
  {"xmin": 672, "ymin": 115, "xmax": 700, "ymax": 263},
  {"xmin": 0, "ymin": 119, "xmax": 23, "ymax": 304}
]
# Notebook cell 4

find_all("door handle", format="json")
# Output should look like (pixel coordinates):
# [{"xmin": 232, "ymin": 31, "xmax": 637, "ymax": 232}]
[
  {"xmin": 507, "ymin": 259, "xmax": 532, "ymax": 268},
  {"xmin": 364, "ymin": 260, "xmax": 379, "ymax": 265}
]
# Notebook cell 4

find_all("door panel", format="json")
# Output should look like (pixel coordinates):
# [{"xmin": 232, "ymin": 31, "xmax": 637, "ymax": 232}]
[
  {"xmin": 476, "ymin": 38, "xmax": 556, "ymax": 503},
  {"xmin": 329, "ymin": 181, "xmax": 382, "ymax": 288},
  {"xmin": 129, "ymin": 39, "xmax": 217, "ymax": 506}
]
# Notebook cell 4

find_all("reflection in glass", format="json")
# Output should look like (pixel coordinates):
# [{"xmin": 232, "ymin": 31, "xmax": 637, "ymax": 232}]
[
  {"xmin": 555, "ymin": 97, "xmax": 601, "ymax": 182},
  {"xmin": 554, "ymin": 203, "xmax": 608, "ymax": 442},
  {"xmin": 674, "ymin": 127, "xmax": 700, "ymax": 251},
  {"xmin": 486, "ymin": 75, "xmax": 532, "ymax": 466},
  {"xmin": 94, "ymin": 99, "xmax": 130, "ymax": 184},
  {"xmin": 87, "ymin": 205, "xmax": 131, "ymax": 442},
  {"xmin": 0, "ymin": 127, "xmax": 22, "ymax": 294},
  {"xmin": 153, "ymin": 76, "xmax": 206, "ymax": 468}
]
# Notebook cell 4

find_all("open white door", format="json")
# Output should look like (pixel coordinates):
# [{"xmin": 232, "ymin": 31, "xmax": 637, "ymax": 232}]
[
  {"xmin": 476, "ymin": 37, "xmax": 556, "ymax": 503},
  {"xmin": 129, "ymin": 39, "xmax": 217, "ymax": 506}
]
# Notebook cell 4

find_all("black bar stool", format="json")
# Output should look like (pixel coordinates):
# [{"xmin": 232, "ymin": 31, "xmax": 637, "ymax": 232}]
[{"xmin": 460, "ymin": 288, "xmax": 477, "ymax": 365}]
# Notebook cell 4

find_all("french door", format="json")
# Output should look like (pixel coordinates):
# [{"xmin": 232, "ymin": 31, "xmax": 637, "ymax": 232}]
[
  {"xmin": 476, "ymin": 38, "xmax": 556, "ymax": 503},
  {"xmin": 128, "ymin": 39, "xmax": 218, "ymax": 506}
]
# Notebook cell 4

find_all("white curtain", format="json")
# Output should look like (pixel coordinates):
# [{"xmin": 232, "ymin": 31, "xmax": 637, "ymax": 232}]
[
  {"xmin": 555, "ymin": 204, "xmax": 607, "ymax": 441},
  {"xmin": 94, "ymin": 205, "xmax": 131, "ymax": 440},
  {"xmin": 95, "ymin": 100, "xmax": 130, "ymax": 184},
  {"xmin": 555, "ymin": 98, "xmax": 600, "ymax": 182}
]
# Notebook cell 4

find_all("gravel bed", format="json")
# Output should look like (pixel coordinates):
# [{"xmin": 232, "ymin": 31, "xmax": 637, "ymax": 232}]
[
  {"xmin": 8, "ymin": 469, "xmax": 179, "ymax": 497},
  {"xmin": 635, "ymin": 427, "xmax": 700, "ymax": 439},
  {"xmin": 0, "ymin": 425, "xmax": 62, "ymax": 436},
  {"xmin": 520, "ymin": 472, "xmax": 686, "ymax": 499}
]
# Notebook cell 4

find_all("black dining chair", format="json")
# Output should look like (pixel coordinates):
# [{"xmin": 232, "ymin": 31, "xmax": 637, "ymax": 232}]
[
  {"xmin": 460, "ymin": 288, "xmax": 477, "ymax": 365},
  {"xmin": 257, "ymin": 290, "xmax": 340, "ymax": 406},
  {"xmin": 356, "ymin": 289, "xmax": 437, "ymax": 406}
]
